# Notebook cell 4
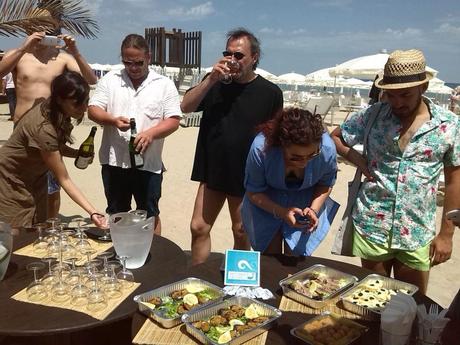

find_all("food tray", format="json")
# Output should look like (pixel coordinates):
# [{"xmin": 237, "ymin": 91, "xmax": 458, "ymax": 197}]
[
  {"xmin": 340, "ymin": 273, "xmax": 418, "ymax": 319},
  {"xmin": 279, "ymin": 264, "xmax": 358, "ymax": 309},
  {"xmin": 133, "ymin": 277, "xmax": 225, "ymax": 328},
  {"xmin": 182, "ymin": 296, "xmax": 282, "ymax": 345},
  {"xmin": 290, "ymin": 312, "xmax": 368, "ymax": 345}
]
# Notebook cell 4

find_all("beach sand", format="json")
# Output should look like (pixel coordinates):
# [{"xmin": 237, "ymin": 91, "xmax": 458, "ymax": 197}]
[{"xmin": 0, "ymin": 106, "xmax": 458, "ymax": 308}]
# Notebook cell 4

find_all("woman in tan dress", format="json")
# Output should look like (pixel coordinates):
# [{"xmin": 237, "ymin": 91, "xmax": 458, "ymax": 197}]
[{"xmin": 0, "ymin": 71, "xmax": 105, "ymax": 228}]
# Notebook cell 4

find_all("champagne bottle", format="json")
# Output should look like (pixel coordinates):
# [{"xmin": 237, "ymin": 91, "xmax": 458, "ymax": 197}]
[
  {"xmin": 129, "ymin": 118, "xmax": 144, "ymax": 168},
  {"xmin": 74, "ymin": 126, "xmax": 97, "ymax": 169}
]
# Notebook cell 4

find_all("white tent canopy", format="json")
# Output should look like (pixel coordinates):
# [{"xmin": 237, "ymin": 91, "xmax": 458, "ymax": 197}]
[
  {"xmin": 277, "ymin": 72, "xmax": 307, "ymax": 84},
  {"xmin": 329, "ymin": 52, "xmax": 438, "ymax": 80}
]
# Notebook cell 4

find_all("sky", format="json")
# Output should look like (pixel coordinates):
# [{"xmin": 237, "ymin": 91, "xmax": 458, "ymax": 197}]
[{"xmin": 1, "ymin": 0, "xmax": 460, "ymax": 83}]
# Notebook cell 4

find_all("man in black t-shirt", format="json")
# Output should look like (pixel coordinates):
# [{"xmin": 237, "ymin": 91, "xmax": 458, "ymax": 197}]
[{"xmin": 181, "ymin": 28, "xmax": 283, "ymax": 265}]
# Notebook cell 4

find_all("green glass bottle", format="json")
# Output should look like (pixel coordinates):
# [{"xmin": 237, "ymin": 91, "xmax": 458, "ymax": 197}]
[
  {"xmin": 74, "ymin": 126, "xmax": 97, "ymax": 169},
  {"xmin": 129, "ymin": 118, "xmax": 144, "ymax": 168}
]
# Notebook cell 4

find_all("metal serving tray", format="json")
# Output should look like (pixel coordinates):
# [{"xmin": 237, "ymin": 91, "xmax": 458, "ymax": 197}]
[
  {"xmin": 290, "ymin": 312, "xmax": 368, "ymax": 345},
  {"xmin": 182, "ymin": 296, "xmax": 282, "ymax": 345},
  {"xmin": 340, "ymin": 273, "xmax": 418, "ymax": 319},
  {"xmin": 133, "ymin": 277, "xmax": 225, "ymax": 328},
  {"xmin": 279, "ymin": 264, "xmax": 358, "ymax": 309}
]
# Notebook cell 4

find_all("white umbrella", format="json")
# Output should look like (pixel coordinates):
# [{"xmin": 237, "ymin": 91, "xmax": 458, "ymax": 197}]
[
  {"xmin": 329, "ymin": 52, "xmax": 438, "ymax": 80},
  {"xmin": 277, "ymin": 72, "xmax": 307, "ymax": 85},
  {"xmin": 255, "ymin": 67, "xmax": 276, "ymax": 80}
]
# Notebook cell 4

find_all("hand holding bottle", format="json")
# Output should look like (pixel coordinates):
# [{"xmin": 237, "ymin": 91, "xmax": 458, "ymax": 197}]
[
  {"xmin": 129, "ymin": 118, "xmax": 144, "ymax": 168},
  {"xmin": 113, "ymin": 116, "xmax": 131, "ymax": 131}
]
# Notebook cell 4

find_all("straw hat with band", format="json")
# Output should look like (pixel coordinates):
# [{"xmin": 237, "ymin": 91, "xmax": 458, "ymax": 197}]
[{"xmin": 375, "ymin": 49, "xmax": 433, "ymax": 90}]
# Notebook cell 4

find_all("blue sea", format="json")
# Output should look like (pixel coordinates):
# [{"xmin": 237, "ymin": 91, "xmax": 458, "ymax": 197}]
[{"xmin": 446, "ymin": 82, "xmax": 459, "ymax": 89}]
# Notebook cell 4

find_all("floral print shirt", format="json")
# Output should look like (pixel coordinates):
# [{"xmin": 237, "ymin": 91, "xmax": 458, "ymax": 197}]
[{"xmin": 340, "ymin": 99, "xmax": 460, "ymax": 250}]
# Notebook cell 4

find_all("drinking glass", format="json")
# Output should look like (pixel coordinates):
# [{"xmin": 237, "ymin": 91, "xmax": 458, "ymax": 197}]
[
  {"xmin": 98, "ymin": 251, "xmax": 114, "ymax": 278},
  {"xmin": 70, "ymin": 267, "xmax": 90, "ymax": 307},
  {"xmin": 72, "ymin": 217, "xmax": 88, "ymax": 239},
  {"xmin": 41, "ymin": 257, "xmax": 59, "ymax": 287},
  {"xmin": 103, "ymin": 261, "xmax": 122, "ymax": 299},
  {"xmin": 87, "ymin": 279, "xmax": 108, "ymax": 312},
  {"xmin": 98, "ymin": 213, "xmax": 111, "ymax": 241},
  {"xmin": 26, "ymin": 262, "xmax": 47, "ymax": 301},
  {"xmin": 32, "ymin": 223, "xmax": 48, "ymax": 254},
  {"xmin": 51, "ymin": 268, "xmax": 70, "ymax": 303},
  {"xmin": 116, "ymin": 255, "xmax": 134, "ymax": 288},
  {"xmin": 65, "ymin": 257, "xmax": 81, "ymax": 286},
  {"xmin": 220, "ymin": 58, "xmax": 240, "ymax": 84}
]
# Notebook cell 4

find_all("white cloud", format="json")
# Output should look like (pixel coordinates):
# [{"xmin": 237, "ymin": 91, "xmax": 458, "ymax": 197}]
[
  {"xmin": 384, "ymin": 28, "xmax": 423, "ymax": 37},
  {"xmin": 435, "ymin": 23, "xmax": 460, "ymax": 35},
  {"xmin": 167, "ymin": 1, "xmax": 215, "ymax": 20},
  {"xmin": 259, "ymin": 27, "xmax": 283, "ymax": 35},
  {"xmin": 311, "ymin": 0, "xmax": 353, "ymax": 8}
]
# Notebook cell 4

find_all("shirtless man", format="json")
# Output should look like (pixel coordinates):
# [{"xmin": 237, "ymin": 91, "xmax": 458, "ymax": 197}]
[{"xmin": 0, "ymin": 31, "xmax": 97, "ymax": 219}]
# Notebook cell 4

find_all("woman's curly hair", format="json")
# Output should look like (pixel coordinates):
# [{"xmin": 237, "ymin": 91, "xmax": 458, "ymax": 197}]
[{"xmin": 258, "ymin": 107, "xmax": 324, "ymax": 149}]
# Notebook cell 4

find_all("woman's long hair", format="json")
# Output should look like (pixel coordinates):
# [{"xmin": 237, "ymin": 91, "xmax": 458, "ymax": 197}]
[
  {"xmin": 41, "ymin": 71, "xmax": 90, "ymax": 145},
  {"xmin": 258, "ymin": 107, "xmax": 324, "ymax": 149}
]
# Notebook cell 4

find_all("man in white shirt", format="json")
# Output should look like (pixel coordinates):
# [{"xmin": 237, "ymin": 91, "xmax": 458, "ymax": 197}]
[
  {"xmin": 88, "ymin": 34, "xmax": 181, "ymax": 234},
  {"xmin": 2, "ymin": 72, "xmax": 15, "ymax": 121}
]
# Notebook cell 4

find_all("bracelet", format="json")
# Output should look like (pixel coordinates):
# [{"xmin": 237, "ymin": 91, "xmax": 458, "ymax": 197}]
[
  {"xmin": 90, "ymin": 212, "xmax": 104, "ymax": 219},
  {"xmin": 310, "ymin": 208, "xmax": 319, "ymax": 218}
]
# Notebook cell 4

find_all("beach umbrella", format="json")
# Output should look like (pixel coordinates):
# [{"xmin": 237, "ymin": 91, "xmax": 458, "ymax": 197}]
[
  {"xmin": 277, "ymin": 72, "xmax": 307, "ymax": 85},
  {"xmin": 255, "ymin": 67, "xmax": 276, "ymax": 80},
  {"xmin": 328, "ymin": 52, "xmax": 438, "ymax": 80}
]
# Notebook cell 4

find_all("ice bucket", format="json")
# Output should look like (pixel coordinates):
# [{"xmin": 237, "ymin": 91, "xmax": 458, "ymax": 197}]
[
  {"xmin": 109, "ymin": 212, "xmax": 154, "ymax": 269},
  {"xmin": 0, "ymin": 222, "xmax": 13, "ymax": 281}
]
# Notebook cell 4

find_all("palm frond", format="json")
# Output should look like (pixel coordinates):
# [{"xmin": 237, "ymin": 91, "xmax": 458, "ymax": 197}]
[
  {"xmin": 0, "ymin": 0, "xmax": 59, "ymax": 37},
  {"xmin": 40, "ymin": 0, "xmax": 100, "ymax": 39},
  {"xmin": 0, "ymin": 0, "xmax": 100, "ymax": 39}
]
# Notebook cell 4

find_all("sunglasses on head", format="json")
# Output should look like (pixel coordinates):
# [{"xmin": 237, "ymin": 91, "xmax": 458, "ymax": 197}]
[
  {"xmin": 222, "ymin": 51, "xmax": 245, "ymax": 60},
  {"xmin": 122, "ymin": 60, "xmax": 145, "ymax": 67}
]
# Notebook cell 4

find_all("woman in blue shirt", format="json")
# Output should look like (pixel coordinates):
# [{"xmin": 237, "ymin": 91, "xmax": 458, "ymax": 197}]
[{"xmin": 242, "ymin": 107, "xmax": 338, "ymax": 256}]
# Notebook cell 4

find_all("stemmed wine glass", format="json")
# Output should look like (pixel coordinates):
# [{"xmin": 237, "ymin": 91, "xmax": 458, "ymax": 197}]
[
  {"xmin": 41, "ymin": 257, "xmax": 59, "ymax": 287},
  {"xmin": 70, "ymin": 267, "xmax": 90, "ymax": 307},
  {"xmin": 103, "ymin": 261, "xmax": 122, "ymax": 299},
  {"xmin": 220, "ymin": 58, "xmax": 240, "ymax": 84},
  {"xmin": 116, "ymin": 255, "xmax": 134, "ymax": 288},
  {"xmin": 26, "ymin": 262, "xmax": 47, "ymax": 301},
  {"xmin": 87, "ymin": 279, "xmax": 108, "ymax": 312},
  {"xmin": 98, "ymin": 213, "xmax": 111, "ymax": 241},
  {"xmin": 32, "ymin": 223, "xmax": 48, "ymax": 254}
]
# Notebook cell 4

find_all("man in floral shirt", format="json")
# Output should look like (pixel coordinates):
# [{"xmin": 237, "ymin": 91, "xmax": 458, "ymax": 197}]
[{"xmin": 331, "ymin": 49, "xmax": 460, "ymax": 294}]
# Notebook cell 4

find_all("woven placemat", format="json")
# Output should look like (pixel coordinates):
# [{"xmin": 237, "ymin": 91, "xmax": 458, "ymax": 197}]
[
  {"xmin": 133, "ymin": 318, "xmax": 268, "ymax": 345},
  {"xmin": 11, "ymin": 282, "xmax": 140, "ymax": 320},
  {"xmin": 279, "ymin": 295, "xmax": 372, "ymax": 320},
  {"xmin": 14, "ymin": 239, "xmax": 112, "ymax": 265}
]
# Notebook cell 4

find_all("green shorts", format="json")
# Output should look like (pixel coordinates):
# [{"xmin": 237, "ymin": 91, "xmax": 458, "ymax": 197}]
[{"xmin": 352, "ymin": 230, "xmax": 430, "ymax": 271}]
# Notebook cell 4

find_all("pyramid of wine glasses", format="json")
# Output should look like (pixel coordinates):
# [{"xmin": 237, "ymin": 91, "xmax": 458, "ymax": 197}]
[
  {"xmin": 14, "ymin": 217, "xmax": 112, "ymax": 265},
  {"xmin": 11, "ymin": 218, "xmax": 140, "ymax": 320}
]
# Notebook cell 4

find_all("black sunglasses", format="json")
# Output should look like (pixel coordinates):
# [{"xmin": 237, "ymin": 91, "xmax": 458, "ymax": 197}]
[
  {"xmin": 122, "ymin": 60, "xmax": 145, "ymax": 67},
  {"xmin": 222, "ymin": 51, "xmax": 245, "ymax": 60}
]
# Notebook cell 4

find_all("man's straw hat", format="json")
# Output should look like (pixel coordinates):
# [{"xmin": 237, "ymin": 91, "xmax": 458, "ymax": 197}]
[{"xmin": 375, "ymin": 49, "xmax": 433, "ymax": 89}]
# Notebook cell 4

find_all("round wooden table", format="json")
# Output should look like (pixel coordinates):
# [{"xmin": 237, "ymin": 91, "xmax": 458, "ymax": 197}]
[
  {"xmin": 133, "ymin": 254, "xmax": 446, "ymax": 345},
  {"xmin": 0, "ymin": 228, "xmax": 187, "ymax": 345}
]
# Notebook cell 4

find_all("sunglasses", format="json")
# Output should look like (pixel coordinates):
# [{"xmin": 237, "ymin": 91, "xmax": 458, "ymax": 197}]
[
  {"xmin": 122, "ymin": 60, "xmax": 145, "ymax": 67},
  {"xmin": 222, "ymin": 51, "xmax": 245, "ymax": 60},
  {"xmin": 287, "ymin": 146, "xmax": 322, "ymax": 162}
]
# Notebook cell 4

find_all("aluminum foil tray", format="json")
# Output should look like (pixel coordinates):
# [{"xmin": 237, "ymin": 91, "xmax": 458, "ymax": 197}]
[
  {"xmin": 279, "ymin": 264, "xmax": 358, "ymax": 309},
  {"xmin": 182, "ymin": 296, "xmax": 282, "ymax": 345},
  {"xmin": 290, "ymin": 312, "xmax": 368, "ymax": 345},
  {"xmin": 340, "ymin": 273, "xmax": 418, "ymax": 319},
  {"xmin": 133, "ymin": 277, "xmax": 225, "ymax": 328}
]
